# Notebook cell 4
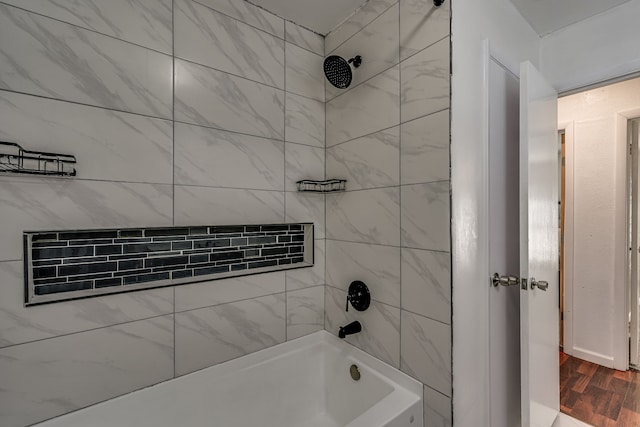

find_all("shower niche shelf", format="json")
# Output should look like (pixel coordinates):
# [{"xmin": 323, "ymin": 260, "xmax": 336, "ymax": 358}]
[
  {"xmin": 296, "ymin": 179, "xmax": 346, "ymax": 193},
  {"xmin": 0, "ymin": 141, "xmax": 77, "ymax": 177}
]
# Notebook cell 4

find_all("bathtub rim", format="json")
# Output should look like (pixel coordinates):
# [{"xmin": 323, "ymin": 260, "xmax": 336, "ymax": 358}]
[{"xmin": 33, "ymin": 330, "xmax": 423, "ymax": 427}]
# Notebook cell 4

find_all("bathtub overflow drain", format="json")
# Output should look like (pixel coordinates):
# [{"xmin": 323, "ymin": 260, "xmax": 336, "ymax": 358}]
[{"xmin": 350, "ymin": 364, "xmax": 361, "ymax": 381}]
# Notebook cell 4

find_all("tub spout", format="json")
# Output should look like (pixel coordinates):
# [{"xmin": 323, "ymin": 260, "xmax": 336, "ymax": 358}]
[{"xmin": 338, "ymin": 321, "xmax": 362, "ymax": 339}]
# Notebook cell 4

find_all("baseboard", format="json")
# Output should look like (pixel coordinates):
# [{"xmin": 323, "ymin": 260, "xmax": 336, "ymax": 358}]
[{"xmin": 572, "ymin": 346, "xmax": 614, "ymax": 368}]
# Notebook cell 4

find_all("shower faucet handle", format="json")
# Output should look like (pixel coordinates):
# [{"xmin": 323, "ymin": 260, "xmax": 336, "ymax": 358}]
[{"xmin": 345, "ymin": 281, "xmax": 371, "ymax": 312}]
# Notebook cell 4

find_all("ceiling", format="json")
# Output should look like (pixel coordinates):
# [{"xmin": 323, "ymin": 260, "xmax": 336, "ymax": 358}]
[
  {"xmin": 249, "ymin": 0, "xmax": 368, "ymax": 35},
  {"xmin": 249, "ymin": 0, "xmax": 631, "ymax": 38},
  {"xmin": 509, "ymin": 0, "xmax": 631, "ymax": 36}
]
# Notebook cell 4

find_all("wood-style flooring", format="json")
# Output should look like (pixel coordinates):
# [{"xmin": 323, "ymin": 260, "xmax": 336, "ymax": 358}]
[{"xmin": 560, "ymin": 352, "xmax": 640, "ymax": 426}]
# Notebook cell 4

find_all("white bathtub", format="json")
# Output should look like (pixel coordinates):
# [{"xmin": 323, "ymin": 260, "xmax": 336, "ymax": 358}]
[{"xmin": 34, "ymin": 331, "xmax": 423, "ymax": 427}]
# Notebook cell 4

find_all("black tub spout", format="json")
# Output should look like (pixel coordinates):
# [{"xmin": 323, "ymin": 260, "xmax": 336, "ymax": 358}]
[{"xmin": 338, "ymin": 321, "xmax": 362, "ymax": 339}]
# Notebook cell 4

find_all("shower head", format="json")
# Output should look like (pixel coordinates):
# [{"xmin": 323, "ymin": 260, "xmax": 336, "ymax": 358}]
[{"xmin": 323, "ymin": 55, "xmax": 362, "ymax": 89}]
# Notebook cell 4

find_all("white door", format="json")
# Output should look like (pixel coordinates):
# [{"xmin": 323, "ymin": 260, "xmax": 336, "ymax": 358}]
[
  {"xmin": 488, "ymin": 57, "xmax": 521, "ymax": 427},
  {"xmin": 519, "ymin": 61, "xmax": 559, "ymax": 427}
]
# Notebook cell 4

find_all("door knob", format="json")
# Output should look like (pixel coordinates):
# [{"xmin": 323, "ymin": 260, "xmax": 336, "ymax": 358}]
[
  {"xmin": 491, "ymin": 273, "xmax": 520, "ymax": 287},
  {"xmin": 530, "ymin": 277, "xmax": 549, "ymax": 291}
]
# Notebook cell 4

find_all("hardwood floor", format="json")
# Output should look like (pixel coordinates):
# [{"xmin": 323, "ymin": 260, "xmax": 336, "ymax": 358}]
[{"xmin": 560, "ymin": 352, "xmax": 640, "ymax": 426}]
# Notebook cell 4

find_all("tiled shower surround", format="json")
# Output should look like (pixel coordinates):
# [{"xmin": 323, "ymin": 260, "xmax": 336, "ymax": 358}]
[
  {"xmin": 324, "ymin": 0, "xmax": 452, "ymax": 426},
  {"xmin": 0, "ymin": 0, "xmax": 324, "ymax": 425},
  {"xmin": 0, "ymin": 0, "xmax": 451, "ymax": 426},
  {"xmin": 26, "ymin": 224, "xmax": 312, "ymax": 304}
]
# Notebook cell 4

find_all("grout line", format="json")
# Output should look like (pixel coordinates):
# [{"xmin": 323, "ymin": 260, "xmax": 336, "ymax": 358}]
[
  {"xmin": 175, "ymin": 291, "xmax": 287, "ymax": 315},
  {"xmin": 325, "ymin": 0, "xmax": 399, "ymax": 56},
  {"xmin": 0, "ymin": 88, "xmax": 172, "ymax": 122},
  {"xmin": 327, "ymin": 180, "xmax": 450, "ymax": 194},
  {"xmin": 326, "ymin": 107, "xmax": 450, "ymax": 149},
  {"xmin": 397, "ymin": 0, "xmax": 403, "ymax": 370},
  {"xmin": 0, "ymin": 312, "xmax": 173, "ymax": 351},
  {"xmin": 284, "ymin": 38, "xmax": 288, "ymax": 342},
  {"xmin": 175, "ymin": 56, "xmax": 286, "ymax": 92},
  {"xmin": 189, "ymin": 0, "xmax": 285, "ymax": 42},
  {"xmin": 324, "ymin": 283, "xmax": 451, "ymax": 327},
  {"xmin": 425, "ymin": 382, "xmax": 452, "ymax": 399},
  {"xmin": 0, "ymin": 1, "xmax": 173, "ymax": 57},
  {"xmin": 447, "ymin": 8, "xmax": 454, "ymax": 412},
  {"xmin": 172, "ymin": 0, "xmax": 177, "ymax": 380},
  {"xmin": 324, "ymin": 31, "xmax": 328, "ymax": 334},
  {"xmin": 240, "ymin": 0, "xmax": 327, "ymax": 41},
  {"xmin": 324, "ymin": 238, "xmax": 452, "ymax": 254},
  {"xmin": 175, "ymin": 55, "xmax": 323, "ymax": 103},
  {"xmin": 326, "ymin": 34, "xmax": 450, "ymax": 104}
]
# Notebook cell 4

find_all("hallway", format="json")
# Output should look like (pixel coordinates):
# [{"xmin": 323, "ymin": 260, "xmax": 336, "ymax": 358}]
[{"xmin": 561, "ymin": 352, "xmax": 640, "ymax": 426}]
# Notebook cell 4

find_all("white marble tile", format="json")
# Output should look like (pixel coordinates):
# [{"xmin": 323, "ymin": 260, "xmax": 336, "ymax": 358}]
[
  {"xmin": 401, "ymin": 182, "xmax": 450, "ymax": 251},
  {"xmin": 287, "ymin": 286, "xmax": 324, "ymax": 340},
  {"xmin": 326, "ymin": 187, "xmax": 400, "ymax": 246},
  {"xmin": 175, "ymin": 59, "xmax": 285, "ymax": 139},
  {"xmin": 175, "ymin": 293, "xmax": 286, "ymax": 376},
  {"xmin": 285, "ymin": 192, "xmax": 325, "ymax": 238},
  {"xmin": 285, "ymin": 143, "xmax": 325, "ymax": 191},
  {"xmin": 0, "ymin": 0, "xmax": 173, "ymax": 53},
  {"xmin": 325, "ymin": 0, "xmax": 397, "ymax": 54},
  {"xmin": 0, "ymin": 315, "xmax": 174, "ymax": 427},
  {"xmin": 175, "ymin": 0, "xmax": 284, "ymax": 89},
  {"xmin": 325, "ymin": 285, "xmax": 400, "ymax": 367},
  {"xmin": 0, "ymin": 179, "xmax": 172, "ymax": 261},
  {"xmin": 400, "ymin": 37, "xmax": 450, "ymax": 123},
  {"xmin": 285, "ymin": 43, "xmax": 325, "ymax": 101},
  {"xmin": 174, "ymin": 186, "xmax": 284, "ymax": 226},
  {"xmin": 286, "ymin": 239, "xmax": 325, "ymax": 291},
  {"xmin": 175, "ymin": 271, "xmax": 285, "ymax": 313},
  {"xmin": 401, "ymin": 248, "xmax": 451, "ymax": 324},
  {"xmin": 0, "ymin": 91, "xmax": 172, "ymax": 184},
  {"xmin": 326, "ymin": 240, "xmax": 400, "ymax": 307},
  {"xmin": 424, "ymin": 386, "xmax": 452, "ymax": 427},
  {"xmin": 0, "ymin": 4, "xmax": 172, "ymax": 119},
  {"xmin": 400, "ymin": 0, "xmax": 450, "ymax": 60},
  {"xmin": 174, "ymin": 122, "xmax": 284, "ymax": 191},
  {"xmin": 326, "ymin": 4, "xmax": 399, "ymax": 101},
  {"xmin": 0, "ymin": 261, "xmax": 174, "ymax": 348},
  {"xmin": 326, "ymin": 127, "xmax": 399, "ymax": 190},
  {"xmin": 285, "ymin": 21, "xmax": 324, "ymax": 55},
  {"xmin": 326, "ymin": 66, "xmax": 400, "ymax": 147},
  {"xmin": 401, "ymin": 109, "xmax": 450, "ymax": 185},
  {"xmin": 285, "ymin": 92, "xmax": 325, "ymax": 147},
  {"xmin": 195, "ymin": 0, "xmax": 284, "ymax": 39},
  {"xmin": 401, "ymin": 310, "xmax": 451, "ymax": 396}
]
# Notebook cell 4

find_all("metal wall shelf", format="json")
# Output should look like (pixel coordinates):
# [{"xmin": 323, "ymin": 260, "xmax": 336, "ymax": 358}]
[
  {"xmin": 296, "ymin": 179, "xmax": 346, "ymax": 193},
  {"xmin": 0, "ymin": 141, "xmax": 76, "ymax": 177}
]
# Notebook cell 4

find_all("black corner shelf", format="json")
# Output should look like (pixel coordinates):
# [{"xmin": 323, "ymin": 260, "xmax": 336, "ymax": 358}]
[
  {"xmin": 296, "ymin": 179, "xmax": 346, "ymax": 193},
  {"xmin": 0, "ymin": 141, "xmax": 77, "ymax": 177}
]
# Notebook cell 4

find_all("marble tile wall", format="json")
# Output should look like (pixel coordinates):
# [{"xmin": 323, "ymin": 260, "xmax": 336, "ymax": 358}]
[
  {"xmin": 0, "ymin": 1, "xmax": 325, "ymax": 425},
  {"xmin": 323, "ymin": 0, "xmax": 452, "ymax": 425}
]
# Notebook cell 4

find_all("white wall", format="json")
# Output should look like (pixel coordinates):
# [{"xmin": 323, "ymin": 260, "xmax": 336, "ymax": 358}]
[
  {"xmin": 0, "ymin": 1, "xmax": 325, "ymax": 425},
  {"xmin": 450, "ymin": 0, "xmax": 540, "ymax": 425},
  {"xmin": 558, "ymin": 77, "xmax": 640, "ymax": 369},
  {"xmin": 541, "ymin": 0, "xmax": 640, "ymax": 93}
]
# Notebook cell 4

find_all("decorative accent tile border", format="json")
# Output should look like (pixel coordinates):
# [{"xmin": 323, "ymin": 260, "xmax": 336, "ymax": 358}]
[{"xmin": 24, "ymin": 223, "xmax": 313, "ymax": 306}]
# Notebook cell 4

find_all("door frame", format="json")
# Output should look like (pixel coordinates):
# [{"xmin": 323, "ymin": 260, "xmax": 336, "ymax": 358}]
[{"xmin": 560, "ymin": 108, "xmax": 640, "ymax": 371}]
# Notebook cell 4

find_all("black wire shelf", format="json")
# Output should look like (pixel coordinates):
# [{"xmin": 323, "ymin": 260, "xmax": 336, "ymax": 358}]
[
  {"xmin": 0, "ymin": 141, "xmax": 77, "ymax": 177},
  {"xmin": 296, "ymin": 179, "xmax": 346, "ymax": 193}
]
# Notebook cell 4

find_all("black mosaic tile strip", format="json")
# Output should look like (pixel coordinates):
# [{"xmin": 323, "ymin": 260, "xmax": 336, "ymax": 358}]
[{"xmin": 25, "ymin": 223, "xmax": 313, "ymax": 305}]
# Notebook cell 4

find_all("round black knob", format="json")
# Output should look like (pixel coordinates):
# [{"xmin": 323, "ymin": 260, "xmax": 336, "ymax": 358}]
[{"xmin": 347, "ymin": 280, "xmax": 371, "ymax": 312}]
